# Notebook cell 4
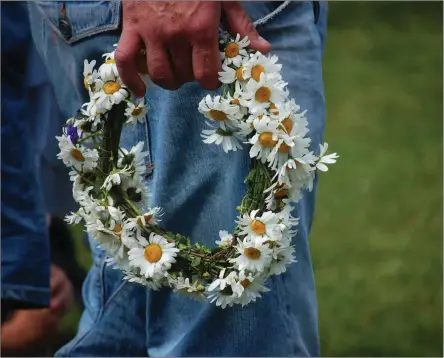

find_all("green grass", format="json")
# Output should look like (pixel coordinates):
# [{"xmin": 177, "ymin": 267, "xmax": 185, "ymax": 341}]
[
  {"xmin": 63, "ymin": 2, "xmax": 443, "ymax": 356},
  {"xmin": 312, "ymin": 2, "xmax": 443, "ymax": 356}
]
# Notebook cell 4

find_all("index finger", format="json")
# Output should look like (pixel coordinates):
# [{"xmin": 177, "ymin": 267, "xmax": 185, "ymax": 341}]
[
  {"xmin": 115, "ymin": 30, "xmax": 146, "ymax": 98},
  {"xmin": 192, "ymin": 33, "xmax": 221, "ymax": 90}
]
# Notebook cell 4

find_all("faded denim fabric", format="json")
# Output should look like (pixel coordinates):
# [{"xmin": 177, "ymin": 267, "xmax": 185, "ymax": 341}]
[
  {"xmin": 28, "ymin": 1, "xmax": 327, "ymax": 356},
  {"xmin": 1, "ymin": 2, "xmax": 51, "ymax": 309}
]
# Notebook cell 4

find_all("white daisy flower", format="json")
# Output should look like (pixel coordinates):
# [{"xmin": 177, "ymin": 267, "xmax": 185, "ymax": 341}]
[
  {"xmin": 215, "ymin": 230, "xmax": 233, "ymax": 248},
  {"xmin": 242, "ymin": 52, "xmax": 282, "ymax": 82},
  {"xmin": 316, "ymin": 143, "xmax": 339, "ymax": 172},
  {"xmin": 85, "ymin": 219, "xmax": 120, "ymax": 251},
  {"xmin": 271, "ymin": 159, "xmax": 315, "ymax": 203},
  {"xmin": 123, "ymin": 270, "xmax": 164, "ymax": 291},
  {"xmin": 80, "ymin": 100, "xmax": 106, "ymax": 128},
  {"xmin": 220, "ymin": 34, "xmax": 250, "ymax": 67},
  {"xmin": 121, "ymin": 175, "xmax": 150, "ymax": 205},
  {"xmin": 206, "ymin": 289, "xmax": 237, "ymax": 309},
  {"xmin": 237, "ymin": 209, "xmax": 285, "ymax": 241},
  {"xmin": 56, "ymin": 135, "xmax": 99, "ymax": 171},
  {"xmin": 171, "ymin": 276, "xmax": 206, "ymax": 302},
  {"xmin": 271, "ymin": 100, "xmax": 309, "ymax": 136},
  {"xmin": 201, "ymin": 127, "xmax": 244, "ymax": 153},
  {"xmin": 102, "ymin": 44, "xmax": 117, "ymax": 61},
  {"xmin": 198, "ymin": 95, "xmax": 241, "ymax": 129},
  {"xmin": 99, "ymin": 50, "xmax": 119, "ymax": 79},
  {"xmin": 207, "ymin": 268, "xmax": 239, "ymax": 293},
  {"xmin": 93, "ymin": 72, "xmax": 129, "ymax": 108},
  {"xmin": 235, "ymin": 274, "xmax": 270, "ymax": 307},
  {"xmin": 107, "ymin": 206, "xmax": 126, "ymax": 238},
  {"xmin": 241, "ymin": 73, "xmax": 288, "ymax": 115},
  {"xmin": 248, "ymin": 116, "xmax": 280, "ymax": 163},
  {"xmin": 71, "ymin": 173, "xmax": 86, "ymax": 202},
  {"xmin": 118, "ymin": 141, "xmax": 149, "ymax": 176},
  {"xmin": 83, "ymin": 59, "xmax": 97, "ymax": 91},
  {"xmin": 126, "ymin": 207, "xmax": 162, "ymax": 229},
  {"xmin": 128, "ymin": 233, "xmax": 179, "ymax": 279},
  {"xmin": 269, "ymin": 245, "xmax": 297, "ymax": 276},
  {"xmin": 218, "ymin": 62, "xmax": 247, "ymax": 84},
  {"xmin": 102, "ymin": 166, "xmax": 133, "ymax": 191},
  {"xmin": 125, "ymin": 99, "xmax": 148, "ymax": 125},
  {"xmin": 231, "ymin": 236, "xmax": 272, "ymax": 272},
  {"xmin": 224, "ymin": 81, "xmax": 248, "ymax": 119},
  {"xmin": 277, "ymin": 204, "xmax": 299, "ymax": 233},
  {"xmin": 65, "ymin": 209, "xmax": 85, "ymax": 225}
]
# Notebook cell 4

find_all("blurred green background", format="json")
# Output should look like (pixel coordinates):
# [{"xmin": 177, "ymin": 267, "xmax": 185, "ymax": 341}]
[{"xmin": 61, "ymin": 2, "xmax": 443, "ymax": 357}]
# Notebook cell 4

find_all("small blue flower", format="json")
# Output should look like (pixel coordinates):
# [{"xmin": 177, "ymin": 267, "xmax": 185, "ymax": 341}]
[{"xmin": 66, "ymin": 125, "xmax": 79, "ymax": 144}]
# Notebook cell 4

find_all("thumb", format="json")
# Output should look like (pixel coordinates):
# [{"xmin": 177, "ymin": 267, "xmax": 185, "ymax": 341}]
[{"xmin": 222, "ymin": 1, "xmax": 271, "ymax": 54}]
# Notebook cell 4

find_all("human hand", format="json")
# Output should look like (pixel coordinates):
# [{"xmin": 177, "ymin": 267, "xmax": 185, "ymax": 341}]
[
  {"xmin": 116, "ymin": 1, "xmax": 271, "ymax": 96},
  {"xmin": 49, "ymin": 264, "xmax": 74, "ymax": 315},
  {"xmin": 1, "ymin": 309, "xmax": 61, "ymax": 355}
]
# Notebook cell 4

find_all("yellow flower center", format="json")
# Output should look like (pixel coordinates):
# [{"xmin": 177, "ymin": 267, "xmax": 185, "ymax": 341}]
[
  {"xmin": 105, "ymin": 59, "xmax": 116, "ymax": 64},
  {"xmin": 235, "ymin": 67, "xmax": 245, "ymax": 81},
  {"xmin": 103, "ymin": 81, "xmax": 121, "ymax": 95},
  {"xmin": 281, "ymin": 118, "xmax": 293, "ymax": 133},
  {"xmin": 225, "ymin": 42, "xmax": 240, "ymax": 58},
  {"xmin": 209, "ymin": 109, "xmax": 227, "ymax": 122},
  {"xmin": 137, "ymin": 214, "xmax": 153, "ymax": 226},
  {"xmin": 231, "ymin": 98, "xmax": 240, "ymax": 105},
  {"xmin": 255, "ymin": 86, "xmax": 271, "ymax": 103},
  {"xmin": 278, "ymin": 143, "xmax": 292, "ymax": 153},
  {"xmin": 250, "ymin": 220, "xmax": 266, "ymax": 235},
  {"xmin": 244, "ymin": 247, "xmax": 261, "ymax": 260},
  {"xmin": 113, "ymin": 224, "xmax": 122, "ymax": 236},
  {"xmin": 258, "ymin": 132, "xmax": 277, "ymax": 148},
  {"xmin": 132, "ymin": 107, "xmax": 143, "ymax": 116},
  {"xmin": 251, "ymin": 64, "xmax": 264, "ymax": 81},
  {"xmin": 83, "ymin": 77, "xmax": 89, "ymax": 90},
  {"xmin": 250, "ymin": 115, "xmax": 264, "ymax": 129},
  {"xmin": 269, "ymin": 103, "xmax": 279, "ymax": 114},
  {"xmin": 274, "ymin": 188, "xmax": 289, "ymax": 199},
  {"xmin": 241, "ymin": 279, "xmax": 251, "ymax": 288},
  {"xmin": 144, "ymin": 244, "xmax": 162, "ymax": 263},
  {"xmin": 70, "ymin": 148, "xmax": 85, "ymax": 162}
]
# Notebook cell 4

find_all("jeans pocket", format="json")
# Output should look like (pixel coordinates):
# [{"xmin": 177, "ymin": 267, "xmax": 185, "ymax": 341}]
[{"xmin": 33, "ymin": 0, "xmax": 121, "ymax": 45}]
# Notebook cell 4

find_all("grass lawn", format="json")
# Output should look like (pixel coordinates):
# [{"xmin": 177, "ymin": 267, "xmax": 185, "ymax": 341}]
[
  {"xmin": 312, "ymin": 2, "xmax": 443, "ymax": 356},
  {"xmin": 62, "ymin": 2, "xmax": 443, "ymax": 356}
]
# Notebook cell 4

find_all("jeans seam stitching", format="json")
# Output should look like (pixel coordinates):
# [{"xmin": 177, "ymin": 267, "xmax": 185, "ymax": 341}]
[{"xmin": 253, "ymin": 1, "xmax": 292, "ymax": 27}]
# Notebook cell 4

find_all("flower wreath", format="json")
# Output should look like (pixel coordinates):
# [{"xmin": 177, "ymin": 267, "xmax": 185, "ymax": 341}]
[{"xmin": 58, "ymin": 32, "xmax": 338, "ymax": 309}]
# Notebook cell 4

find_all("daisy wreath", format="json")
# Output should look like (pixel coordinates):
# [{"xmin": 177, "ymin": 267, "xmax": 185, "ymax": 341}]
[{"xmin": 59, "ymin": 33, "xmax": 338, "ymax": 309}]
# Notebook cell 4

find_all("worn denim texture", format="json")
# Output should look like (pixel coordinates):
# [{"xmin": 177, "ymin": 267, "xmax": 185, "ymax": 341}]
[
  {"xmin": 28, "ymin": 1, "xmax": 328, "ymax": 355},
  {"xmin": 1, "ymin": 2, "xmax": 51, "ymax": 309}
]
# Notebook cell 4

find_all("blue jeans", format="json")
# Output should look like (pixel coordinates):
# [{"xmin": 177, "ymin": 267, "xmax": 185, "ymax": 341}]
[{"xmin": 28, "ymin": 1, "xmax": 327, "ymax": 356}]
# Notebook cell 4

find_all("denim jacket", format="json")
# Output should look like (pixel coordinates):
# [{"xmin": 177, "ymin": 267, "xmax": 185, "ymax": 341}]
[{"xmin": 1, "ymin": 2, "xmax": 51, "ymax": 310}]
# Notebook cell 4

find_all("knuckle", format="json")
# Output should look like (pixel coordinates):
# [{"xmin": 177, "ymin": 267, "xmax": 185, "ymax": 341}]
[
  {"xmin": 164, "ymin": 26, "xmax": 183, "ymax": 40},
  {"xmin": 194, "ymin": 69, "xmax": 217, "ymax": 86},
  {"xmin": 114, "ymin": 50, "xmax": 132, "ymax": 65}
]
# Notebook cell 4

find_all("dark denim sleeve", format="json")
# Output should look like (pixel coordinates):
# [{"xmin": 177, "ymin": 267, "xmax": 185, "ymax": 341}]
[{"xmin": 1, "ymin": 2, "xmax": 51, "ymax": 309}]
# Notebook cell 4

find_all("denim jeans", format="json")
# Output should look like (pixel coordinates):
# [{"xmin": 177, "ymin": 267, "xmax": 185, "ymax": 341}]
[
  {"xmin": 1, "ymin": 2, "xmax": 51, "ymax": 310},
  {"xmin": 28, "ymin": 1, "xmax": 328, "ymax": 356}
]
